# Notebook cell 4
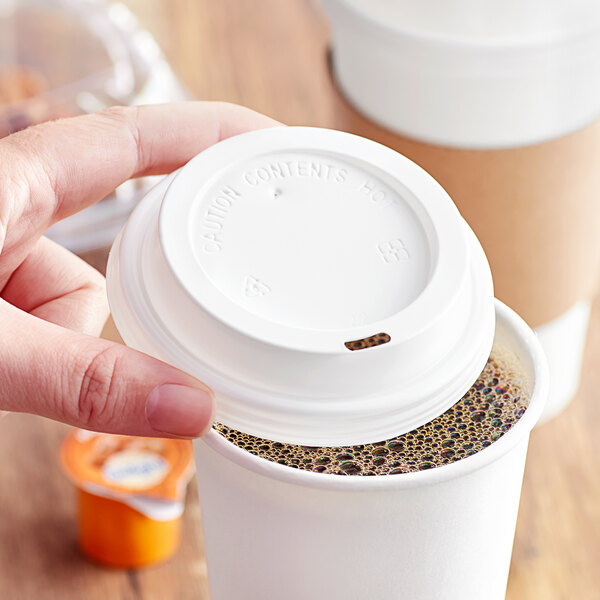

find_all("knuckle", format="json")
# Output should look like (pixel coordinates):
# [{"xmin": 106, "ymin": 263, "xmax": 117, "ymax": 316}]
[
  {"xmin": 84, "ymin": 265, "xmax": 107, "ymax": 296},
  {"xmin": 80, "ymin": 272, "xmax": 110, "ymax": 334},
  {"xmin": 0, "ymin": 151, "xmax": 32, "ymax": 236},
  {"xmin": 97, "ymin": 105, "xmax": 145, "ymax": 169},
  {"xmin": 97, "ymin": 104, "xmax": 133, "ymax": 125},
  {"xmin": 76, "ymin": 345, "xmax": 122, "ymax": 428}
]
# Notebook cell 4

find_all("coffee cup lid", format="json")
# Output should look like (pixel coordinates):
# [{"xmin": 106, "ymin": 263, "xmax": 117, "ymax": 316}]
[{"xmin": 107, "ymin": 127, "xmax": 495, "ymax": 445}]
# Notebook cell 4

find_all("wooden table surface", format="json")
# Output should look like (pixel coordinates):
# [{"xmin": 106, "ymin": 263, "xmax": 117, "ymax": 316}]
[{"xmin": 1, "ymin": 1, "xmax": 599, "ymax": 598}]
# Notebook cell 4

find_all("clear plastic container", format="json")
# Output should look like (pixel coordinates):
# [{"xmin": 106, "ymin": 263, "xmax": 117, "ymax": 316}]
[{"xmin": 0, "ymin": 0, "xmax": 189, "ymax": 254}]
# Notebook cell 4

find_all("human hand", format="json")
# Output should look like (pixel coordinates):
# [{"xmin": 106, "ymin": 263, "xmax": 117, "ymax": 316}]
[{"xmin": 0, "ymin": 102, "xmax": 278, "ymax": 437}]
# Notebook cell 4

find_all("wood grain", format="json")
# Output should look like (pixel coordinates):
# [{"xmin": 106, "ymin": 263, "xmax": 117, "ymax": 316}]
[{"xmin": 1, "ymin": 1, "xmax": 598, "ymax": 598}]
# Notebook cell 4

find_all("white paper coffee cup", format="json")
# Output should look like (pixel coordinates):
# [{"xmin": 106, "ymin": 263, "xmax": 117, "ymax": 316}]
[
  {"xmin": 194, "ymin": 302, "xmax": 547, "ymax": 600},
  {"xmin": 106, "ymin": 127, "xmax": 548, "ymax": 599}
]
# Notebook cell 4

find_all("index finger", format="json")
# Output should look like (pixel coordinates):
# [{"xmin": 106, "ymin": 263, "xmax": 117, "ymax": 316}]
[{"xmin": 0, "ymin": 101, "xmax": 280, "ymax": 228}]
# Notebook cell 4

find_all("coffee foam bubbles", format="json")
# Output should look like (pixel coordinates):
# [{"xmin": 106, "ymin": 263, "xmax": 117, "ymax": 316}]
[{"xmin": 214, "ymin": 343, "xmax": 530, "ymax": 476}]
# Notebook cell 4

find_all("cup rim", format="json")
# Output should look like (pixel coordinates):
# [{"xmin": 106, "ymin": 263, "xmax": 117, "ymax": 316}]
[{"xmin": 197, "ymin": 299, "xmax": 549, "ymax": 491}]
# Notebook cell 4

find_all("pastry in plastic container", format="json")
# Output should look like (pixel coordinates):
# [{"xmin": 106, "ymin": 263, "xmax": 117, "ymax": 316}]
[{"xmin": 0, "ymin": 0, "xmax": 189, "ymax": 256}]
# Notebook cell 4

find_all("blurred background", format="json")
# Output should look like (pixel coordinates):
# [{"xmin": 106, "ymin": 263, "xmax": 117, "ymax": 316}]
[{"xmin": 0, "ymin": 1, "xmax": 598, "ymax": 599}]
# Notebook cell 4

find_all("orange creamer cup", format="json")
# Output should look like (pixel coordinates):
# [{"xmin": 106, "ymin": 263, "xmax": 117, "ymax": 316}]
[{"xmin": 60, "ymin": 429, "xmax": 194, "ymax": 568}]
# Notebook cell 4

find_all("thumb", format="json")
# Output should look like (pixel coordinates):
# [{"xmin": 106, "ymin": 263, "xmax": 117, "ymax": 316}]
[{"xmin": 0, "ymin": 302, "xmax": 214, "ymax": 437}]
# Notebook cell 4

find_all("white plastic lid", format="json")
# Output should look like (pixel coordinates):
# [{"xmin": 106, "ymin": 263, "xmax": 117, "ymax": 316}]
[
  {"xmin": 107, "ymin": 127, "xmax": 495, "ymax": 446},
  {"xmin": 325, "ymin": 0, "xmax": 600, "ymax": 148}
]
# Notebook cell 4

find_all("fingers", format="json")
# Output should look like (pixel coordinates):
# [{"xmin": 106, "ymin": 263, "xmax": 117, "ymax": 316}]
[
  {"xmin": 0, "ymin": 102, "xmax": 280, "ymax": 231},
  {"xmin": 0, "ymin": 101, "xmax": 273, "ymax": 435},
  {"xmin": 1, "ymin": 236, "xmax": 108, "ymax": 335},
  {"xmin": 0, "ymin": 302, "xmax": 214, "ymax": 438}
]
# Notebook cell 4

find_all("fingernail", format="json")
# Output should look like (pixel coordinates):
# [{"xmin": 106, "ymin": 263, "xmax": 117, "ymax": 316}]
[{"xmin": 146, "ymin": 384, "xmax": 214, "ymax": 437}]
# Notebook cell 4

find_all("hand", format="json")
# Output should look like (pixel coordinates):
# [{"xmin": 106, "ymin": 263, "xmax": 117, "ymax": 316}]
[{"xmin": 0, "ymin": 102, "xmax": 278, "ymax": 437}]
